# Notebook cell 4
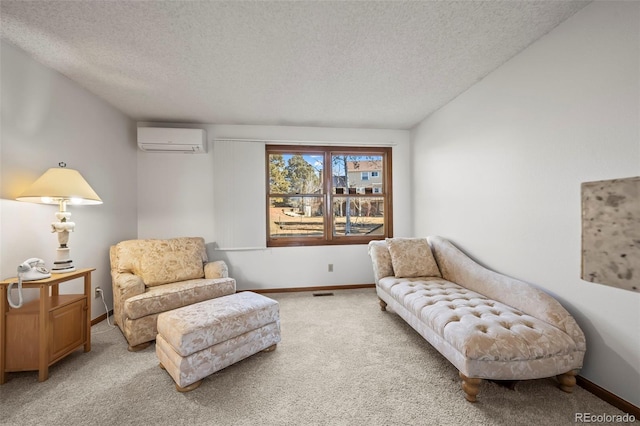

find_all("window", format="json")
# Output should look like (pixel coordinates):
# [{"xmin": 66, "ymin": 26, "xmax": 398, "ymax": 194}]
[{"xmin": 266, "ymin": 145, "xmax": 393, "ymax": 247}]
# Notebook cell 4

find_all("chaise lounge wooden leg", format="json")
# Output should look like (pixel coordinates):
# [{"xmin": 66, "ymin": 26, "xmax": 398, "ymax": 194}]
[
  {"xmin": 128, "ymin": 341, "xmax": 151, "ymax": 352},
  {"xmin": 557, "ymin": 370, "xmax": 577, "ymax": 393},
  {"xmin": 378, "ymin": 298, "xmax": 387, "ymax": 311},
  {"xmin": 262, "ymin": 344, "xmax": 277, "ymax": 352},
  {"xmin": 460, "ymin": 372, "xmax": 482, "ymax": 403}
]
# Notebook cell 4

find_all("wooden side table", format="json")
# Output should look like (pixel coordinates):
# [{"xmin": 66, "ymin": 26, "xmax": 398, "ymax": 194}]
[{"xmin": 0, "ymin": 268, "xmax": 94, "ymax": 384}]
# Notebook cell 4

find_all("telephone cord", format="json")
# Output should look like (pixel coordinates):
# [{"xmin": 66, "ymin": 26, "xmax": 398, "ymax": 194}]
[{"xmin": 7, "ymin": 274, "xmax": 24, "ymax": 309}]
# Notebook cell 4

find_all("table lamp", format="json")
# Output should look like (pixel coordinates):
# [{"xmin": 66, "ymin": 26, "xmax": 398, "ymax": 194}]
[{"xmin": 16, "ymin": 162, "xmax": 102, "ymax": 272}]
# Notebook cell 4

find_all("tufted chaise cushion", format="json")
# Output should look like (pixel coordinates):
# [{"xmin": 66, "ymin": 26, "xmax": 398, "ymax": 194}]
[
  {"xmin": 379, "ymin": 277, "xmax": 581, "ymax": 379},
  {"xmin": 427, "ymin": 236, "xmax": 586, "ymax": 352}
]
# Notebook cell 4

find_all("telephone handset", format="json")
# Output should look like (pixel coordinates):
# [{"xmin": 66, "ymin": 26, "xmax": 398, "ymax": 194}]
[{"xmin": 7, "ymin": 258, "xmax": 51, "ymax": 308}]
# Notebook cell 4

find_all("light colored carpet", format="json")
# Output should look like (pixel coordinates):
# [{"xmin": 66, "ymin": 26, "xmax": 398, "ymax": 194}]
[{"xmin": 0, "ymin": 288, "xmax": 634, "ymax": 426}]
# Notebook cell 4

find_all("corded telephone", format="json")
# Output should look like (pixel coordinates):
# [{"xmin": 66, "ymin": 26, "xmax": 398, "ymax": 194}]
[{"xmin": 7, "ymin": 258, "xmax": 51, "ymax": 308}]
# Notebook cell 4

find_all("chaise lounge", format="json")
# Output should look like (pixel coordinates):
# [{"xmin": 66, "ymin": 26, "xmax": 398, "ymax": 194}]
[{"xmin": 369, "ymin": 236, "xmax": 586, "ymax": 402}]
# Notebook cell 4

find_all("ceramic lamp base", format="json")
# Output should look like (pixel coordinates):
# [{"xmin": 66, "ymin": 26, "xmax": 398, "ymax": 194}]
[{"xmin": 53, "ymin": 247, "xmax": 76, "ymax": 273}]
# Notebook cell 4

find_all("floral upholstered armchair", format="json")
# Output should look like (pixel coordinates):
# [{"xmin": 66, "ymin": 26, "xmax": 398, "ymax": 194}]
[{"xmin": 109, "ymin": 237, "xmax": 236, "ymax": 351}]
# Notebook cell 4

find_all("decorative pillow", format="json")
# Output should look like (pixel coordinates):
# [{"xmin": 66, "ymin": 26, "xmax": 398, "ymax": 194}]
[
  {"xmin": 134, "ymin": 237, "xmax": 206, "ymax": 286},
  {"xmin": 386, "ymin": 237, "xmax": 441, "ymax": 278}
]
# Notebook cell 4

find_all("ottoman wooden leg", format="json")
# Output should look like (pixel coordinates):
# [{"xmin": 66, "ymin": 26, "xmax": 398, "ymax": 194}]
[
  {"xmin": 176, "ymin": 380, "xmax": 202, "ymax": 392},
  {"xmin": 262, "ymin": 344, "xmax": 277, "ymax": 352},
  {"xmin": 160, "ymin": 362, "xmax": 201, "ymax": 392}
]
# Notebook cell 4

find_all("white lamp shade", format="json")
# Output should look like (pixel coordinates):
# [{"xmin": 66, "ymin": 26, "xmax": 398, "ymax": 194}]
[{"xmin": 16, "ymin": 167, "xmax": 102, "ymax": 205}]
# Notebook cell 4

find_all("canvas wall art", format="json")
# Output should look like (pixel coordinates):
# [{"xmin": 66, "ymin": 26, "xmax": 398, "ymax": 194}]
[{"xmin": 581, "ymin": 176, "xmax": 639, "ymax": 292}]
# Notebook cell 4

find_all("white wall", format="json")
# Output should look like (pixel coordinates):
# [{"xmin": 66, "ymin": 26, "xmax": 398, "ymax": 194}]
[
  {"xmin": 0, "ymin": 41, "xmax": 138, "ymax": 319},
  {"xmin": 137, "ymin": 123, "xmax": 411, "ymax": 289},
  {"xmin": 411, "ymin": 2, "xmax": 639, "ymax": 406}
]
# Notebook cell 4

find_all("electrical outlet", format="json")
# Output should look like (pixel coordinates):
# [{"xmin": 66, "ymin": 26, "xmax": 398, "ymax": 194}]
[
  {"xmin": 94, "ymin": 286, "xmax": 102, "ymax": 299},
  {"xmin": 328, "ymin": 264, "xmax": 333, "ymax": 272}
]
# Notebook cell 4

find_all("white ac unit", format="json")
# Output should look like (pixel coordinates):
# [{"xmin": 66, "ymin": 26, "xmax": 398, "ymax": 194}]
[{"xmin": 137, "ymin": 127, "xmax": 207, "ymax": 153}]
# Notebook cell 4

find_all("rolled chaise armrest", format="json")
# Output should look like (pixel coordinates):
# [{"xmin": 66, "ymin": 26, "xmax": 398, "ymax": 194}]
[
  {"xmin": 368, "ymin": 240, "xmax": 394, "ymax": 285},
  {"xmin": 205, "ymin": 260, "xmax": 229, "ymax": 279}
]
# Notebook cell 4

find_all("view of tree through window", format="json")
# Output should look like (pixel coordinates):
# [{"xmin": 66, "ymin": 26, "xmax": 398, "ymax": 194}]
[{"xmin": 267, "ymin": 145, "xmax": 392, "ymax": 246}]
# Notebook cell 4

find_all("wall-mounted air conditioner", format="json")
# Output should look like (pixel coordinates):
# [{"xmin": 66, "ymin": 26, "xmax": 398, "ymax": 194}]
[{"xmin": 137, "ymin": 127, "xmax": 207, "ymax": 153}]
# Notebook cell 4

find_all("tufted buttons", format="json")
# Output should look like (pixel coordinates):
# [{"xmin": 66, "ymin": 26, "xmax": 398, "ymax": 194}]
[
  {"xmin": 444, "ymin": 316, "xmax": 461, "ymax": 328},
  {"xmin": 476, "ymin": 325, "xmax": 488, "ymax": 333}
]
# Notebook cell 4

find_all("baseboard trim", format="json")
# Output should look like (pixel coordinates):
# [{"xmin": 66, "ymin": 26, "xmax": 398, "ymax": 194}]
[
  {"xmin": 91, "ymin": 310, "xmax": 114, "ymax": 326},
  {"xmin": 248, "ymin": 283, "xmax": 375, "ymax": 294},
  {"xmin": 577, "ymin": 375, "xmax": 639, "ymax": 418}
]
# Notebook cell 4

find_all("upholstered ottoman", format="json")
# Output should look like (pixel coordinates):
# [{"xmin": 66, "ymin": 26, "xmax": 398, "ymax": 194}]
[{"xmin": 156, "ymin": 291, "xmax": 281, "ymax": 391}]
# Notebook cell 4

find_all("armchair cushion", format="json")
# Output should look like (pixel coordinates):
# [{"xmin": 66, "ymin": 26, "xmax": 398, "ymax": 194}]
[
  {"xmin": 119, "ymin": 237, "xmax": 207, "ymax": 287},
  {"xmin": 124, "ymin": 278, "xmax": 236, "ymax": 320}
]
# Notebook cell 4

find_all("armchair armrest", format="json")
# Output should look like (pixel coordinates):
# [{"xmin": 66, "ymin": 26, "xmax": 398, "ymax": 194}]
[
  {"xmin": 205, "ymin": 260, "xmax": 229, "ymax": 279},
  {"xmin": 111, "ymin": 272, "xmax": 145, "ymax": 326},
  {"xmin": 113, "ymin": 272, "xmax": 145, "ymax": 297}
]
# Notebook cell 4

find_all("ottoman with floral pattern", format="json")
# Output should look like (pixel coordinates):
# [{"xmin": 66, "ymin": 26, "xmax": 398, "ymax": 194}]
[{"xmin": 156, "ymin": 291, "xmax": 281, "ymax": 391}]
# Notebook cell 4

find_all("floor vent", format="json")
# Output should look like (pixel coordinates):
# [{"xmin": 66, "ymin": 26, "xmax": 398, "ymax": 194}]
[{"xmin": 312, "ymin": 292, "xmax": 334, "ymax": 297}]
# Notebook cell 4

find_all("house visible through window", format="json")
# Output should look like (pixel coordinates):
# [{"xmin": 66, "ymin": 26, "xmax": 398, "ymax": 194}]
[{"xmin": 266, "ymin": 145, "xmax": 393, "ymax": 247}]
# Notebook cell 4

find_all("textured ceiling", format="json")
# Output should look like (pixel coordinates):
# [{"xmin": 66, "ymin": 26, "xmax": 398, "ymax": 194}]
[{"xmin": 1, "ymin": 1, "xmax": 589, "ymax": 130}]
